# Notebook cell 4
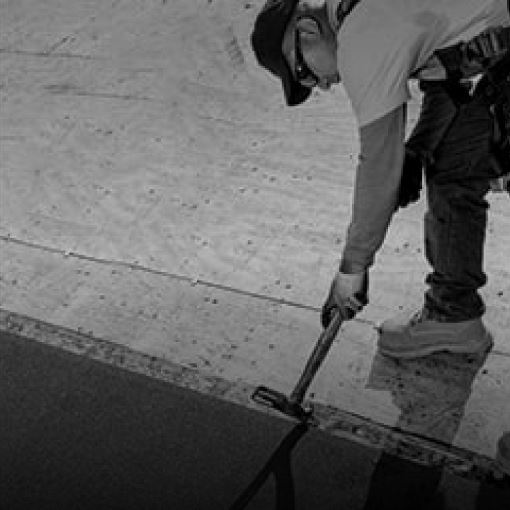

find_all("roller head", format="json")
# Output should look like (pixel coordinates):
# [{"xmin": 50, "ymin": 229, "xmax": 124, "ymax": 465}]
[{"xmin": 252, "ymin": 386, "xmax": 314, "ymax": 423}]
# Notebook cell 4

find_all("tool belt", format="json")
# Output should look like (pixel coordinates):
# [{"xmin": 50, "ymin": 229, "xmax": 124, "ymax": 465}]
[
  {"xmin": 435, "ymin": 26, "xmax": 510, "ymax": 81},
  {"xmin": 480, "ymin": 52, "xmax": 510, "ymax": 184},
  {"xmin": 434, "ymin": 26, "xmax": 510, "ymax": 184},
  {"xmin": 404, "ymin": 28, "xmax": 510, "ymax": 196}
]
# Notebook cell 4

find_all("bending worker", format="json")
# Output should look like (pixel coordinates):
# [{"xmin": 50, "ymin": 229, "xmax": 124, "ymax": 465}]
[{"xmin": 250, "ymin": 0, "xmax": 509, "ymax": 358}]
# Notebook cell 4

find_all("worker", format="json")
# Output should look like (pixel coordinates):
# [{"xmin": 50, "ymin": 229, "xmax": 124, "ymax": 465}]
[{"xmin": 250, "ymin": 0, "xmax": 509, "ymax": 358}]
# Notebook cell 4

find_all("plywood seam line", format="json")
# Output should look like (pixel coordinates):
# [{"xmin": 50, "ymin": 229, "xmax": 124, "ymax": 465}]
[
  {"xmin": 0, "ymin": 48, "xmax": 98, "ymax": 60},
  {"xmin": 0, "ymin": 235, "xmax": 374, "ymax": 328}
]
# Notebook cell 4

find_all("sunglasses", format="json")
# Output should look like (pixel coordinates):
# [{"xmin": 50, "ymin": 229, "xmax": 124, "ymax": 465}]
[{"xmin": 294, "ymin": 28, "xmax": 320, "ymax": 88}]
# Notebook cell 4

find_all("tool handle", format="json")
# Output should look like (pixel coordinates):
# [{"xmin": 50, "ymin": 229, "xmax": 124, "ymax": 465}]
[{"xmin": 289, "ymin": 310, "xmax": 345, "ymax": 405}]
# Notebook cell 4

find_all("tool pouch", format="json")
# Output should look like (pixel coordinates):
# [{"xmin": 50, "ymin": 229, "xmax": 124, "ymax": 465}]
[
  {"xmin": 398, "ymin": 80, "xmax": 471, "ymax": 208},
  {"xmin": 478, "ymin": 53, "xmax": 510, "ymax": 182},
  {"xmin": 397, "ymin": 148, "xmax": 423, "ymax": 208},
  {"xmin": 434, "ymin": 27, "xmax": 509, "ymax": 186},
  {"xmin": 404, "ymin": 39, "xmax": 509, "ymax": 198}
]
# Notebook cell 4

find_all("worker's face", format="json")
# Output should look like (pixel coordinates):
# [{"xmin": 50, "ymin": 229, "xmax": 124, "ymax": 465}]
[{"xmin": 283, "ymin": 7, "xmax": 340, "ymax": 90}]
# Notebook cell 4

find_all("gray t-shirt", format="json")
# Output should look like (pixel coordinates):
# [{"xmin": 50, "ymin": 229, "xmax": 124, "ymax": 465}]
[{"xmin": 333, "ymin": 0, "xmax": 509, "ymax": 272}]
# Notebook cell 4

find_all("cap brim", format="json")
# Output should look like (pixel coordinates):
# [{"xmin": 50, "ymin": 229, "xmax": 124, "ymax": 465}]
[{"xmin": 251, "ymin": 0, "xmax": 313, "ymax": 107}]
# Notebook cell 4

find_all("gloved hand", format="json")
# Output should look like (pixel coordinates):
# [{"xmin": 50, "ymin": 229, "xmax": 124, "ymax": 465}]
[
  {"xmin": 397, "ymin": 148, "xmax": 423, "ymax": 209},
  {"xmin": 321, "ymin": 270, "xmax": 369, "ymax": 328}
]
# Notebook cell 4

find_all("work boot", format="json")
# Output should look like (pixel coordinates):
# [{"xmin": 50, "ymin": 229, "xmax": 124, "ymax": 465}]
[{"xmin": 377, "ymin": 309, "xmax": 493, "ymax": 359}]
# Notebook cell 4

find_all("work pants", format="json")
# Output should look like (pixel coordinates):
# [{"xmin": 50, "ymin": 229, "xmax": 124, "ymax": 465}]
[{"xmin": 408, "ymin": 79, "xmax": 507, "ymax": 321}]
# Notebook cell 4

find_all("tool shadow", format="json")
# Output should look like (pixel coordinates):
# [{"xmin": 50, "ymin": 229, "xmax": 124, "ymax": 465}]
[{"xmin": 229, "ymin": 348, "xmax": 509, "ymax": 509}]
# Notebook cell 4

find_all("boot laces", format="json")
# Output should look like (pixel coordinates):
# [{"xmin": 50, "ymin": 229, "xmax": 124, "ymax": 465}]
[{"xmin": 409, "ymin": 309, "xmax": 431, "ymax": 326}]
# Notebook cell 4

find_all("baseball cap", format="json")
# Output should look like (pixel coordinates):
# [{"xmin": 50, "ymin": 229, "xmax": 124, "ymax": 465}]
[{"xmin": 251, "ymin": 0, "xmax": 313, "ymax": 106}]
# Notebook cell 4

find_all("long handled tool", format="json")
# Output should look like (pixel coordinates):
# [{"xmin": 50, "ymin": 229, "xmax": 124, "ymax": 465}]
[{"xmin": 252, "ymin": 309, "xmax": 347, "ymax": 423}]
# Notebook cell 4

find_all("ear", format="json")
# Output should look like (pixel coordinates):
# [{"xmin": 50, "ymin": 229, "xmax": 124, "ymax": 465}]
[
  {"xmin": 298, "ymin": 0, "xmax": 327, "ymax": 11},
  {"xmin": 296, "ymin": 17, "xmax": 321, "ymax": 41}
]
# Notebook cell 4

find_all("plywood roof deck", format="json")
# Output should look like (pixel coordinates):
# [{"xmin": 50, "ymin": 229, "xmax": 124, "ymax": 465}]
[{"xmin": 1, "ymin": 0, "xmax": 509, "ymax": 461}]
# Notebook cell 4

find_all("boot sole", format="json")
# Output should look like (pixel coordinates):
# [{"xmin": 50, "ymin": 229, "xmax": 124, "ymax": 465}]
[{"xmin": 378, "ymin": 331, "xmax": 494, "ymax": 360}]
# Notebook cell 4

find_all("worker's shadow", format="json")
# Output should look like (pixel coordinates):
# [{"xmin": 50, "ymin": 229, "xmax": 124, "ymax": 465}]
[
  {"xmin": 362, "ymin": 348, "xmax": 504, "ymax": 510},
  {"xmin": 228, "ymin": 347, "xmax": 507, "ymax": 510}
]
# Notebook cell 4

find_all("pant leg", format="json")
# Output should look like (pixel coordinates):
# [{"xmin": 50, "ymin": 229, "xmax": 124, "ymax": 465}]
[{"xmin": 422, "ymin": 87, "xmax": 493, "ymax": 321}]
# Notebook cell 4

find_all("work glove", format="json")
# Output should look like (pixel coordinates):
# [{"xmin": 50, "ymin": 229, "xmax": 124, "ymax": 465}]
[
  {"xmin": 396, "ymin": 148, "xmax": 423, "ymax": 209},
  {"xmin": 321, "ymin": 270, "xmax": 369, "ymax": 328}
]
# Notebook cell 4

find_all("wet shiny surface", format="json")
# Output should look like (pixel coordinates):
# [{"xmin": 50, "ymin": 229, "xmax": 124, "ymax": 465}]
[{"xmin": 1, "ymin": 330, "xmax": 509, "ymax": 509}]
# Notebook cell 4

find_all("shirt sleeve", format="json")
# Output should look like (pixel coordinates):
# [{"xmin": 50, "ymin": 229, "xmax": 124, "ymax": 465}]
[{"xmin": 340, "ymin": 105, "xmax": 406, "ymax": 274}]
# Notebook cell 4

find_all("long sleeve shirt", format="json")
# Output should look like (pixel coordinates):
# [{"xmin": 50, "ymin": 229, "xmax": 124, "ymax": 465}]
[
  {"xmin": 327, "ymin": 0, "xmax": 508, "ymax": 273},
  {"xmin": 340, "ymin": 106, "xmax": 405, "ymax": 273}
]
